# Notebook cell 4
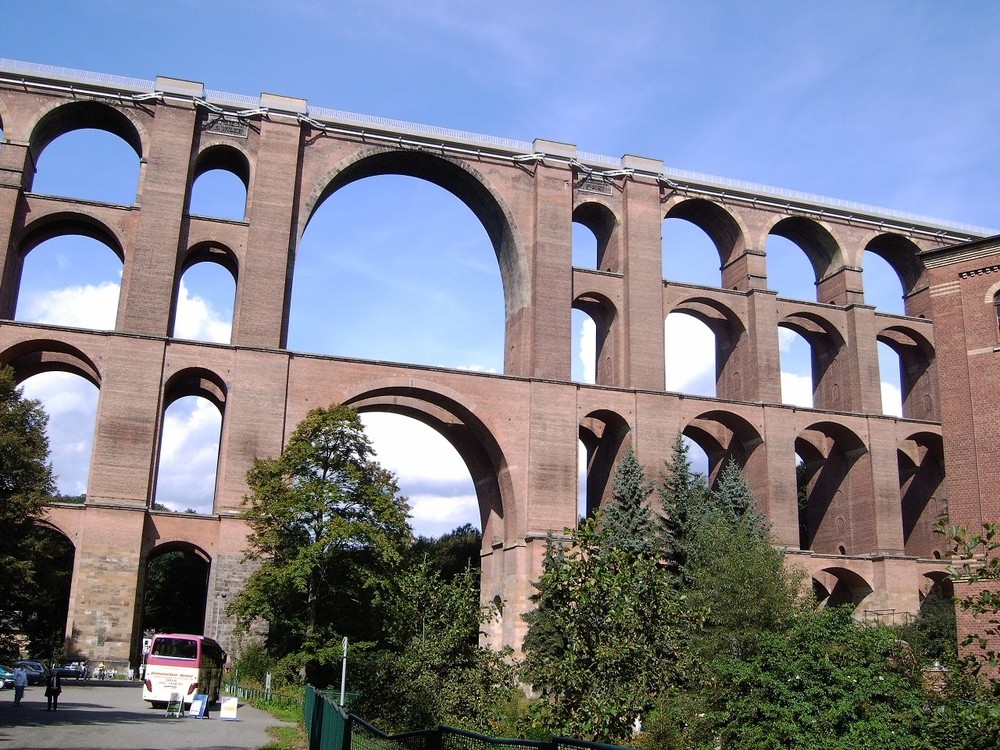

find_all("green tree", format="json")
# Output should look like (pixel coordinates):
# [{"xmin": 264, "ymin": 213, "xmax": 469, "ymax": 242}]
[
  {"xmin": 939, "ymin": 521, "xmax": 1000, "ymax": 683},
  {"xmin": 354, "ymin": 558, "xmax": 518, "ymax": 734},
  {"xmin": 709, "ymin": 459, "xmax": 762, "ymax": 524},
  {"xmin": 232, "ymin": 404, "xmax": 411, "ymax": 684},
  {"xmin": 706, "ymin": 607, "xmax": 930, "ymax": 750},
  {"xmin": 411, "ymin": 522, "xmax": 482, "ymax": 581},
  {"xmin": 19, "ymin": 525, "xmax": 74, "ymax": 661},
  {"xmin": 601, "ymin": 447, "xmax": 658, "ymax": 558},
  {"xmin": 658, "ymin": 434, "xmax": 709, "ymax": 574},
  {"xmin": 521, "ymin": 519, "xmax": 699, "ymax": 744},
  {"xmin": 0, "ymin": 366, "xmax": 56, "ymax": 660},
  {"xmin": 896, "ymin": 583, "xmax": 957, "ymax": 667}
]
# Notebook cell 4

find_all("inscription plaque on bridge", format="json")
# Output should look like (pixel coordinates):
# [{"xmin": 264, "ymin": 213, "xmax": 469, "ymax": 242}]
[
  {"xmin": 577, "ymin": 175, "xmax": 613, "ymax": 195},
  {"xmin": 203, "ymin": 115, "xmax": 249, "ymax": 138}
]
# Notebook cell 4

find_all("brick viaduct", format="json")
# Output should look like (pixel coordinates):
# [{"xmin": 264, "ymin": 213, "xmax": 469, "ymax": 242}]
[{"xmin": 0, "ymin": 59, "xmax": 988, "ymax": 666}]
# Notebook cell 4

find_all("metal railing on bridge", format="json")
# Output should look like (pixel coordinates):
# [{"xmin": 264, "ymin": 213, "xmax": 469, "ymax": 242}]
[{"xmin": 304, "ymin": 686, "xmax": 635, "ymax": 750}]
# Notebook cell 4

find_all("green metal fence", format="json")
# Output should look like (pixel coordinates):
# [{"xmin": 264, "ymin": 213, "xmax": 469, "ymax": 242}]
[{"xmin": 304, "ymin": 685, "xmax": 635, "ymax": 750}]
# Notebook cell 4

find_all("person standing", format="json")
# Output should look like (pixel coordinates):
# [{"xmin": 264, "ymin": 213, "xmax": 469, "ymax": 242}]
[
  {"xmin": 12, "ymin": 666, "xmax": 27, "ymax": 707},
  {"xmin": 44, "ymin": 669, "xmax": 62, "ymax": 711}
]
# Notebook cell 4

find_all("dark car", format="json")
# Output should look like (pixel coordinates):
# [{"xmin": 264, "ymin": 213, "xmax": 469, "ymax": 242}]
[
  {"xmin": 13, "ymin": 660, "xmax": 47, "ymax": 685},
  {"xmin": 54, "ymin": 662, "xmax": 84, "ymax": 679},
  {"xmin": 0, "ymin": 664, "xmax": 14, "ymax": 689}
]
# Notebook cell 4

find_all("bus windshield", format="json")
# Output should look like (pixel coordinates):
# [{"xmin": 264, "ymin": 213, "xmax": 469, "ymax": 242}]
[{"xmin": 150, "ymin": 637, "xmax": 199, "ymax": 660}]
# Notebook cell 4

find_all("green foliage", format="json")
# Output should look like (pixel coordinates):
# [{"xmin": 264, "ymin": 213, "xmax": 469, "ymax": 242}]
[
  {"xmin": 706, "ymin": 607, "xmax": 929, "ymax": 750},
  {"xmin": 19, "ymin": 526, "xmax": 74, "ymax": 661},
  {"xmin": 919, "ymin": 668, "xmax": 1000, "ymax": 750},
  {"xmin": 234, "ymin": 640, "xmax": 274, "ymax": 683},
  {"xmin": 895, "ymin": 584, "xmax": 957, "ymax": 667},
  {"xmin": 52, "ymin": 493, "xmax": 85, "ymax": 504},
  {"xmin": 684, "ymin": 508, "xmax": 805, "ymax": 659},
  {"xmin": 940, "ymin": 522, "xmax": 1000, "ymax": 678},
  {"xmin": 601, "ymin": 447, "xmax": 658, "ymax": 558},
  {"xmin": 0, "ymin": 366, "xmax": 56, "ymax": 660},
  {"xmin": 411, "ymin": 523, "xmax": 482, "ymax": 581},
  {"xmin": 658, "ymin": 434, "xmax": 710, "ymax": 574},
  {"xmin": 521, "ymin": 518, "xmax": 700, "ymax": 744},
  {"xmin": 353, "ymin": 558, "xmax": 519, "ymax": 734},
  {"xmin": 233, "ymin": 405, "xmax": 411, "ymax": 684}
]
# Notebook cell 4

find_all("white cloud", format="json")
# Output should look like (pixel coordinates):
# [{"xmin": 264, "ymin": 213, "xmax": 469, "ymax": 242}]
[
  {"xmin": 20, "ymin": 372, "xmax": 99, "ymax": 497},
  {"xmin": 665, "ymin": 314, "xmax": 715, "ymax": 393},
  {"xmin": 781, "ymin": 371, "xmax": 813, "ymax": 408},
  {"xmin": 881, "ymin": 380, "xmax": 903, "ymax": 418},
  {"xmin": 173, "ymin": 280, "xmax": 232, "ymax": 343},
  {"xmin": 579, "ymin": 318, "xmax": 596, "ymax": 384},
  {"xmin": 360, "ymin": 412, "xmax": 480, "ymax": 537},
  {"xmin": 408, "ymin": 495, "xmax": 479, "ymax": 538},
  {"xmin": 18, "ymin": 281, "xmax": 120, "ymax": 330},
  {"xmin": 778, "ymin": 327, "xmax": 799, "ymax": 353},
  {"xmin": 155, "ymin": 397, "xmax": 222, "ymax": 513}
]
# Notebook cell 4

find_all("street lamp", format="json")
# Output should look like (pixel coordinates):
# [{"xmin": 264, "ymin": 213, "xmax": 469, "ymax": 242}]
[
  {"xmin": 339, "ymin": 637, "xmax": 348, "ymax": 707},
  {"xmin": 213, "ymin": 592, "xmax": 227, "ymax": 640}
]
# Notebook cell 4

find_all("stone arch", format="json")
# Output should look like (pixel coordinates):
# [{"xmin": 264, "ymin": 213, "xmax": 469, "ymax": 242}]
[
  {"xmin": 573, "ymin": 200, "xmax": 621, "ymax": 272},
  {"xmin": 863, "ymin": 232, "xmax": 926, "ymax": 303},
  {"xmin": 341, "ymin": 380, "xmax": 512, "ymax": 544},
  {"xmin": 29, "ymin": 99, "xmax": 145, "ymax": 158},
  {"xmin": 795, "ymin": 420, "xmax": 870, "ymax": 554},
  {"xmin": 170, "ymin": 241, "xmax": 239, "ymax": 341},
  {"xmin": 17, "ymin": 211, "xmax": 127, "ymax": 263},
  {"xmin": 180, "ymin": 240, "xmax": 239, "ymax": 279},
  {"xmin": 137, "ymin": 539, "xmax": 211, "ymax": 640},
  {"xmin": 779, "ymin": 310, "xmax": 847, "ymax": 410},
  {"xmin": 193, "ymin": 143, "xmax": 251, "ymax": 189},
  {"xmin": 34, "ymin": 517, "xmax": 76, "ymax": 547},
  {"xmin": 151, "ymin": 368, "xmax": 228, "ymax": 514},
  {"xmin": 668, "ymin": 295, "xmax": 748, "ymax": 400},
  {"xmin": 897, "ymin": 430, "xmax": 946, "ymax": 558},
  {"xmin": 767, "ymin": 216, "xmax": 843, "ymax": 296},
  {"xmin": 921, "ymin": 570, "xmax": 954, "ymax": 599},
  {"xmin": 663, "ymin": 198, "xmax": 747, "ymax": 286},
  {"xmin": 0, "ymin": 338, "xmax": 102, "ymax": 386},
  {"xmin": 299, "ymin": 148, "xmax": 528, "ymax": 371},
  {"xmin": 578, "ymin": 409, "xmax": 632, "ymax": 519},
  {"xmin": 683, "ymin": 409, "xmax": 764, "ymax": 491},
  {"xmin": 813, "ymin": 566, "xmax": 875, "ymax": 610},
  {"xmin": 163, "ymin": 367, "xmax": 228, "ymax": 411},
  {"xmin": 572, "ymin": 291, "xmax": 619, "ymax": 386},
  {"xmin": 877, "ymin": 323, "xmax": 936, "ymax": 420},
  {"xmin": 26, "ymin": 100, "xmax": 146, "ymax": 195},
  {"xmin": 190, "ymin": 144, "xmax": 251, "ymax": 220}
]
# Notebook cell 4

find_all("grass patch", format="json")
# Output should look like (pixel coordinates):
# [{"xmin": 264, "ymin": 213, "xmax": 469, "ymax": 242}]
[{"xmin": 258, "ymin": 723, "xmax": 307, "ymax": 750}]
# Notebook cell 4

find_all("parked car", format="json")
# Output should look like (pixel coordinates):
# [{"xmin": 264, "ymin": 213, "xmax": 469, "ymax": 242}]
[
  {"xmin": 54, "ymin": 662, "xmax": 84, "ymax": 679},
  {"xmin": 0, "ymin": 664, "xmax": 14, "ymax": 689},
  {"xmin": 13, "ymin": 660, "xmax": 47, "ymax": 685}
]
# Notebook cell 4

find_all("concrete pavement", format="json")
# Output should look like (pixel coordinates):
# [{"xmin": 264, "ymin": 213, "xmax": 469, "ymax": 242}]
[{"xmin": 0, "ymin": 682, "xmax": 297, "ymax": 749}]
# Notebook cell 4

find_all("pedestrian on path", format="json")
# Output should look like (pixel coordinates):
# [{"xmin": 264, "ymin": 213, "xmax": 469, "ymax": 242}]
[
  {"xmin": 44, "ymin": 669, "xmax": 62, "ymax": 711},
  {"xmin": 13, "ymin": 666, "xmax": 27, "ymax": 707}
]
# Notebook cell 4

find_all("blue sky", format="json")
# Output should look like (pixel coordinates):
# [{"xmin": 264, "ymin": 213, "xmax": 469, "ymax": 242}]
[{"xmin": 4, "ymin": 1, "xmax": 1000, "ymax": 535}]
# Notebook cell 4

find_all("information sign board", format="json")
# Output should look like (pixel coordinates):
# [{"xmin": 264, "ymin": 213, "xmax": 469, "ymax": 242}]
[
  {"xmin": 165, "ymin": 691, "xmax": 184, "ymax": 717},
  {"xmin": 188, "ymin": 693, "xmax": 209, "ymax": 718},
  {"xmin": 220, "ymin": 696, "xmax": 239, "ymax": 721}
]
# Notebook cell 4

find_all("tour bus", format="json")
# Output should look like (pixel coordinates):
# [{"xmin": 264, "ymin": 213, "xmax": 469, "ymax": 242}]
[{"xmin": 141, "ymin": 633, "xmax": 226, "ymax": 708}]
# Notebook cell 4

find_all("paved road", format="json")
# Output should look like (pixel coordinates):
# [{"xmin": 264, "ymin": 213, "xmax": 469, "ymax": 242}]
[{"xmin": 0, "ymin": 682, "xmax": 296, "ymax": 749}]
